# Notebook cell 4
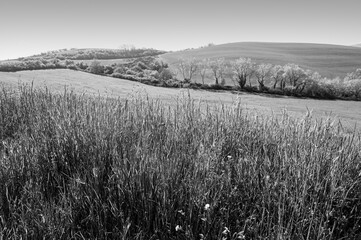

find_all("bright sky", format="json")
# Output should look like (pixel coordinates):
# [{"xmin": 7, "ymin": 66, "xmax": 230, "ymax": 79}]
[{"xmin": 1, "ymin": 0, "xmax": 360, "ymax": 60}]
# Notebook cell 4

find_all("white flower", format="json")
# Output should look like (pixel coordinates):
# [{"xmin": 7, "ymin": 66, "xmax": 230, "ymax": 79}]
[
  {"xmin": 175, "ymin": 225, "xmax": 182, "ymax": 231},
  {"xmin": 222, "ymin": 227, "xmax": 230, "ymax": 235},
  {"xmin": 177, "ymin": 209, "xmax": 185, "ymax": 216},
  {"xmin": 204, "ymin": 203, "xmax": 210, "ymax": 211},
  {"xmin": 237, "ymin": 231, "xmax": 246, "ymax": 239}
]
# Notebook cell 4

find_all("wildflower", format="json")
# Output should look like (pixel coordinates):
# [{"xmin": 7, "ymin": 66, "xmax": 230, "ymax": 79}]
[
  {"xmin": 75, "ymin": 177, "xmax": 85, "ymax": 185},
  {"xmin": 199, "ymin": 233, "xmax": 204, "ymax": 239},
  {"xmin": 92, "ymin": 167, "xmax": 99, "ymax": 178},
  {"xmin": 175, "ymin": 225, "xmax": 182, "ymax": 232},
  {"xmin": 227, "ymin": 155, "xmax": 232, "ymax": 159},
  {"xmin": 236, "ymin": 231, "xmax": 246, "ymax": 239},
  {"xmin": 204, "ymin": 203, "xmax": 210, "ymax": 211},
  {"xmin": 177, "ymin": 209, "xmax": 185, "ymax": 216},
  {"xmin": 222, "ymin": 227, "xmax": 230, "ymax": 235}
]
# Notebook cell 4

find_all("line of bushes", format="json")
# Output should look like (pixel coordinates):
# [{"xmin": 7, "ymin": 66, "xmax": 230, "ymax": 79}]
[{"xmin": 1, "ymin": 54, "xmax": 361, "ymax": 101}]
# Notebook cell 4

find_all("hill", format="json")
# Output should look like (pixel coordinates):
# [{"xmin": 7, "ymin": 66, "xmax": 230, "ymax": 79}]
[
  {"xmin": 15, "ymin": 48, "xmax": 167, "ymax": 61},
  {"xmin": 1, "ymin": 69, "xmax": 360, "ymax": 131},
  {"xmin": 161, "ymin": 42, "xmax": 361, "ymax": 78},
  {"xmin": 353, "ymin": 43, "xmax": 361, "ymax": 48}
]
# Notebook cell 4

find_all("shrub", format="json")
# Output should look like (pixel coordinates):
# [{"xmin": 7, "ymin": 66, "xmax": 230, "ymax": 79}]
[
  {"xmin": 159, "ymin": 68, "xmax": 174, "ymax": 81},
  {"xmin": 113, "ymin": 66, "xmax": 127, "ymax": 74},
  {"xmin": 88, "ymin": 60, "xmax": 104, "ymax": 74},
  {"xmin": 125, "ymin": 69, "xmax": 138, "ymax": 75},
  {"xmin": 104, "ymin": 66, "xmax": 114, "ymax": 75}
]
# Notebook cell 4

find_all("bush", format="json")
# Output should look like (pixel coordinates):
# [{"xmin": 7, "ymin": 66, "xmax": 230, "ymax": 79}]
[
  {"xmin": 113, "ymin": 66, "xmax": 127, "ymax": 74},
  {"xmin": 159, "ymin": 68, "xmax": 174, "ymax": 81},
  {"xmin": 88, "ymin": 60, "xmax": 104, "ymax": 74},
  {"xmin": 104, "ymin": 66, "xmax": 114, "ymax": 75}
]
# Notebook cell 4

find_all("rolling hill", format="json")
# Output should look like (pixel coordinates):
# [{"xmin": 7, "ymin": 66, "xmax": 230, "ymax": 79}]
[
  {"xmin": 353, "ymin": 43, "xmax": 361, "ymax": 48},
  {"xmin": 161, "ymin": 42, "xmax": 361, "ymax": 78},
  {"xmin": 1, "ymin": 69, "xmax": 360, "ymax": 131}
]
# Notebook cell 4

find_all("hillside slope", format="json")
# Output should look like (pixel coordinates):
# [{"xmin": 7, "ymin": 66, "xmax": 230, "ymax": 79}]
[
  {"xmin": 0, "ymin": 69, "xmax": 360, "ymax": 130},
  {"xmin": 161, "ymin": 42, "xmax": 361, "ymax": 78}
]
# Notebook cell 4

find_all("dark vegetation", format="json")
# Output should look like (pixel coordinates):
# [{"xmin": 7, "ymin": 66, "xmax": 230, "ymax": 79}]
[
  {"xmin": 0, "ymin": 85, "xmax": 360, "ymax": 239},
  {"xmin": 19, "ymin": 48, "xmax": 166, "ymax": 61},
  {"xmin": 0, "ymin": 48, "xmax": 166, "ymax": 72}
]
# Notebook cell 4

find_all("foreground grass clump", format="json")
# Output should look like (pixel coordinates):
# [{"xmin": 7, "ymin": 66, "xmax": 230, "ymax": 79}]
[{"xmin": 0, "ymin": 86, "xmax": 360, "ymax": 239}]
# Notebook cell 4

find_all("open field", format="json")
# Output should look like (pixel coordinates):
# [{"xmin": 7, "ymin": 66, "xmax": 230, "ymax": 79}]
[
  {"xmin": 1, "ymin": 69, "xmax": 361, "ymax": 132},
  {"xmin": 161, "ymin": 42, "xmax": 361, "ymax": 79}
]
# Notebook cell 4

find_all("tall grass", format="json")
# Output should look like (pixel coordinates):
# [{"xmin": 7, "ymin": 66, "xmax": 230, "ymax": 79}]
[{"xmin": 0, "ymin": 85, "xmax": 360, "ymax": 239}]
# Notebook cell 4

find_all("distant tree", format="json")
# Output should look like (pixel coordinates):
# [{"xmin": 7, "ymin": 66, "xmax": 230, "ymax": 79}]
[
  {"xmin": 209, "ymin": 58, "xmax": 226, "ymax": 85},
  {"xmin": 270, "ymin": 65, "xmax": 285, "ymax": 89},
  {"xmin": 159, "ymin": 68, "xmax": 174, "ymax": 81},
  {"xmin": 345, "ymin": 68, "xmax": 361, "ymax": 80},
  {"xmin": 104, "ymin": 65, "xmax": 114, "ymax": 75},
  {"xmin": 255, "ymin": 63, "xmax": 272, "ymax": 90},
  {"xmin": 88, "ymin": 60, "xmax": 104, "ymax": 74},
  {"xmin": 198, "ymin": 59, "xmax": 209, "ymax": 84},
  {"xmin": 231, "ymin": 58, "xmax": 255, "ymax": 89},
  {"xmin": 113, "ymin": 66, "xmax": 127, "ymax": 74},
  {"xmin": 344, "ymin": 79, "xmax": 361, "ymax": 99},
  {"xmin": 176, "ymin": 58, "xmax": 199, "ymax": 83},
  {"xmin": 151, "ymin": 60, "xmax": 168, "ymax": 72},
  {"xmin": 282, "ymin": 64, "xmax": 307, "ymax": 90}
]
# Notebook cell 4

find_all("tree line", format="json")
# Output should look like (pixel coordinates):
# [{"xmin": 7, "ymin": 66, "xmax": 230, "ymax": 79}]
[{"xmin": 175, "ymin": 57, "xmax": 361, "ymax": 100}]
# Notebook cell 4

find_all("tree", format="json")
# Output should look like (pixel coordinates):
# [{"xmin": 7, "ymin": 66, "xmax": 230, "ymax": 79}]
[
  {"xmin": 177, "ymin": 58, "xmax": 199, "ymax": 83},
  {"xmin": 254, "ymin": 63, "xmax": 272, "ymax": 90},
  {"xmin": 209, "ymin": 58, "xmax": 226, "ymax": 85},
  {"xmin": 270, "ymin": 65, "xmax": 285, "ymax": 89},
  {"xmin": 159, "ymin": 68, "xmax": 174, "ymax": 81},
  {"xmin": 88, "ymin": 60, "xmax": 104, "ymax": 74},
  {"xmin": 282, "ymin": 64, "xmax": 307, "ymax": 90},
  {"xmin": 345, "ymin": 68, "xmax": 361, "ymax": 80},
  {"xmin": 231, "ymin": 58, "xmax": 255, "ymax": 89},
  {"xmin": 198, "ymin": 59, "xmax": 209, "ymax": 84},
  {"xmin": 345, "ymin": 79, "xmax": 361, "ymax": 99}
]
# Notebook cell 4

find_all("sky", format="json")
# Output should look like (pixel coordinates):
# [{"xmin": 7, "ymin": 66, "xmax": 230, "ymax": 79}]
[{"xmin": 1, "ymin": 0, "xmax": 360, "ymax": 60}]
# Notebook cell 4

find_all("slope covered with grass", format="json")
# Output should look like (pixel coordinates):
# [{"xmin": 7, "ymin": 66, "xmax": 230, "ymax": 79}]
[
  {"xmin": 1, "ymin": 69, "xmax": 361, "ymax": 131},
  {"xmin": 0, "ymin": 85, "xmax": 360, "ymax": 239},
  {"xmin": 161, "ymin": 42, "xmax": 361, "ymax": 78}
]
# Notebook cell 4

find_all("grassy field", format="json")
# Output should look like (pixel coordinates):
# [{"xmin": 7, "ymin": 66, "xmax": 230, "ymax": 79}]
[
  {"xmin": 161, "ymin": 42, "xmax": 361, "ymax": 79},
  {"xmin": 1, "ymin": 79, "xmax": 360, "ymax": 239},
  {"xmin": 1, "ymin": 69, "xmax": 361, "ymax": 132}
]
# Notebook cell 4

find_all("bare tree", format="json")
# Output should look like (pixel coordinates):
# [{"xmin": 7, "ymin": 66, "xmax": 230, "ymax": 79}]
[
  {"xmin": 198, "ymin": 59, "xmax": 209, "ymax": 84},
  {"xmin": 255, "ymin": 63, "xmax": 272, "ymax": 90},
  {"xmin": 209, "ymin": 58, "xmax": 225, "ymax": 85},
  {"xmin": 282, "ymin": 64, "xmax": 307, "ymax": 90},
  {"xmin": 177, "ymin": 58, "xmax": 199, "ymax": 83},
  {"xmin": 270, "ymin": 65, "xmax": 285, "ymax": 89},
  {"xmin": 231, "ymin": 58, "xmax": 255, "ymax": 89}
]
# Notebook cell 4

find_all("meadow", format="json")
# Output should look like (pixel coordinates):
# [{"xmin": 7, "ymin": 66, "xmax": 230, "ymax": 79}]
[
  {"xmin": 1, "ymin": 69, "xmax": 361, "ymax": 131},
  {"xmin": 0, "ymin": 70, "xmax": 361, "ymax": 239}
]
